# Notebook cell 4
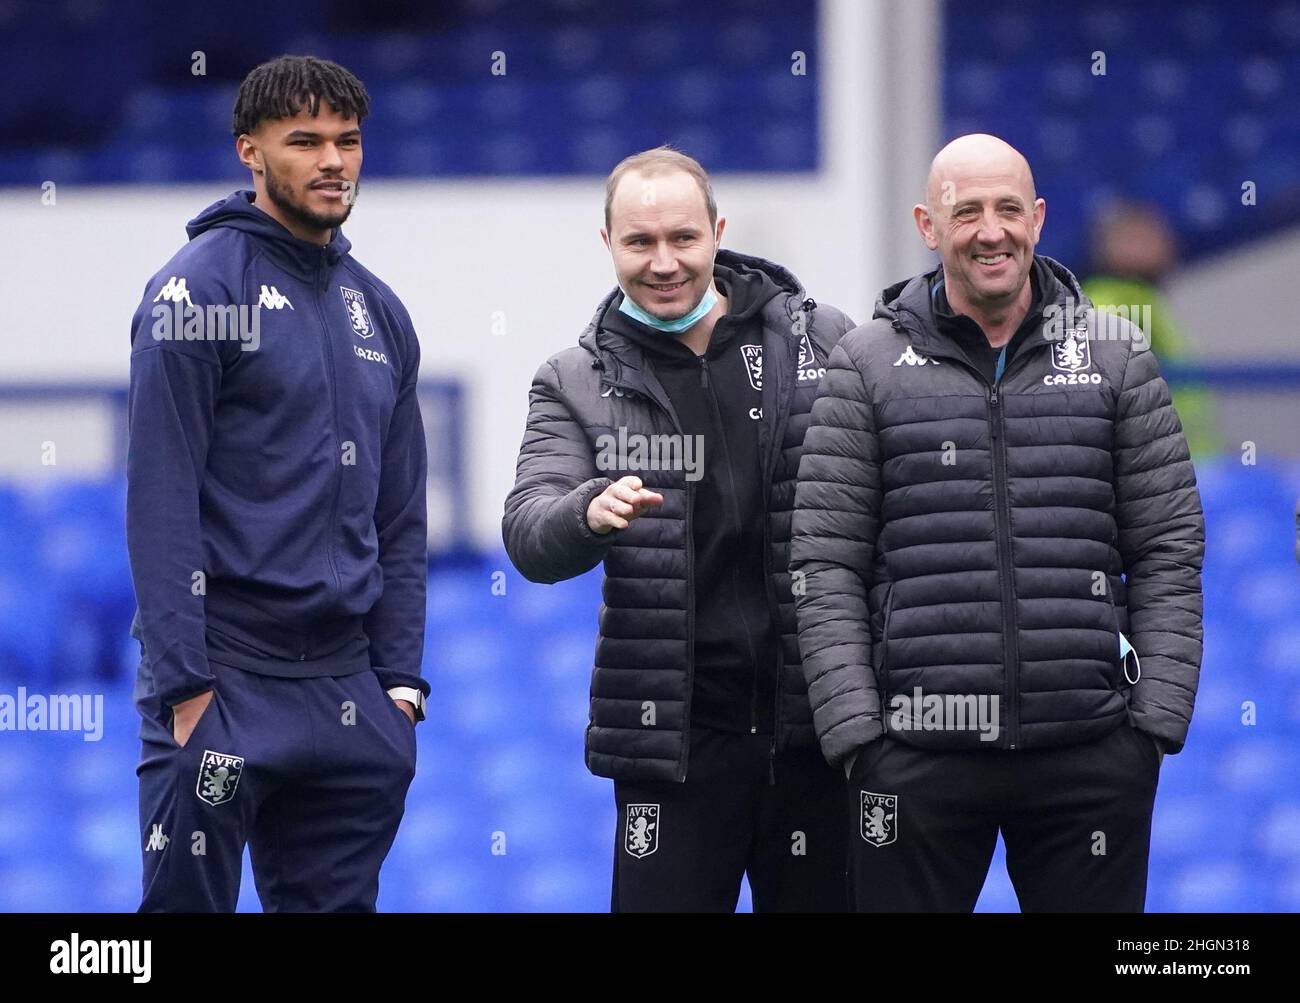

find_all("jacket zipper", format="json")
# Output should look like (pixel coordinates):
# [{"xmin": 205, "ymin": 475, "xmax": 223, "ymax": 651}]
[
  {"xmin": 314, "ymin": 249, "xmax": 344, "ymax": 624},
  {"xmin": 987, "ymin": 381, "xmax": 1021, "ymax": 750},
  {"xmin": 700, "ymin": 352, "xmax": 766, "ymax": 740},
  {"xmin": 894, "ymin": 313, "xmax": 1028, "ymax": 750}
]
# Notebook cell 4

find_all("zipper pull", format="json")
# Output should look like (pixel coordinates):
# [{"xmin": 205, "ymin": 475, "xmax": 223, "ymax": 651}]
[{"xmin": 699, "ymin": 356, "xmax": 710, "ymax": 388}]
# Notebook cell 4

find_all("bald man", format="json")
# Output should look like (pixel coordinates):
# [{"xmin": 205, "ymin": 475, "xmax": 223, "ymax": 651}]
[{"xmin": 790, "ymin": 134, "xmax": 1204, "ymax": 912}]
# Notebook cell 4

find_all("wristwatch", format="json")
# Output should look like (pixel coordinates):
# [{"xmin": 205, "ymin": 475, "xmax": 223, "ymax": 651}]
[{"xmin": 386, "ymin": 686, "xmax": 426, "ymax": 722}]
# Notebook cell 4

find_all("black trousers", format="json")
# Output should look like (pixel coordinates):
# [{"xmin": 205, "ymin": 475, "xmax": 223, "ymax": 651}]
[
  {"xmin": 848, "ymin": 717, "xmax": 1163, "ymax": 912},
  {"xmin": 611, "ymin": 728, "xmax": 848, "ymax": 912}
]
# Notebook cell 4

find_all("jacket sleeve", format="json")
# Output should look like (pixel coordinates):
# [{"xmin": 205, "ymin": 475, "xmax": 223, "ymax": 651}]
[
  {"xmin": 125, "ymin": 280, "xmax": 223, "ymax": 709},
  {"xmin": 1113, "ymin": 340, "xmax": 1205, "ymax": 754},
  {"xmin": 502, "ymin": 359, "xmax": 614, "ymax": 584},
  {"xmin": 790, "ymin": 335, "xmax": 884, "ymax": 767},
  {"xmin": 364, "ymin": 320, "xmax": 430, "ymax": 698}
]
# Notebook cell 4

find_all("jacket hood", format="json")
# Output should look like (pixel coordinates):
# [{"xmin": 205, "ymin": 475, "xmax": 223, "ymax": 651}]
[
  {"xmin": 873, "ymin": 254, "xmax": 1090, "ymax": 345},
  {"xmin": 185, "ymin": 190, "xmax": 352, "ymax": 277}
]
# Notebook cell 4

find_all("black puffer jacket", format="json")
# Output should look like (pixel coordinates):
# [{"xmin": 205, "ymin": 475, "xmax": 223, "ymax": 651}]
[
  {"xmin": 790, "ymin": 256, "xmax": 1204, "ymax": 768},
  {"xmin": 503, "ymin": 250, "xmax": 855, "ymax": 782}
]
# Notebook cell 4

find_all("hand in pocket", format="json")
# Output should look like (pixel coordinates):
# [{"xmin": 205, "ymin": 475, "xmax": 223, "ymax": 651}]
[{"xmin": 171, "ymin": 690, "xmax": 214, "ymax": 748}]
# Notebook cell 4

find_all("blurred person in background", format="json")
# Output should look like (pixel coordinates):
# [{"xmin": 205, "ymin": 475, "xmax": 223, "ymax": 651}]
[
  {"xmin": 503, "ymin": 147, "xmax": 856, "ymax": 912},
  {"xmin": 1082, "ymin": 201, "xmax": 1220, "ymax": 458},
  {"xmin": 127, "ymin": 55, "xmax": 428, "ymax": 912},
  {"xmin": 792, "ymin": 134, "xmax": 1204, "ymax": 912}
]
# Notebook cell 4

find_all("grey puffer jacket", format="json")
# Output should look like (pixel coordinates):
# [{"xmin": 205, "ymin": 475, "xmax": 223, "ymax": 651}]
[
  {"xmin": 503, "ymin": 250, "xmax": 855, "ymax": 782},
  {"xmin": 790, "ymin": 256, "xmax": 1204, "ymax": 768}
]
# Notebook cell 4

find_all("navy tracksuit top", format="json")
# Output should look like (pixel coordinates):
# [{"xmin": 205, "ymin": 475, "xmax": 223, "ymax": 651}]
[{"xmin": 126, "ymin": 190, "xmax": 429, "ymax": 710}]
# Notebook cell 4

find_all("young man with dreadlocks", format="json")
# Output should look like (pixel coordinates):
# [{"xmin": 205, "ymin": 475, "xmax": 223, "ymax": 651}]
[{"xmin": 127, "ymin": 55, "xmax": 428, "ymax": 911}]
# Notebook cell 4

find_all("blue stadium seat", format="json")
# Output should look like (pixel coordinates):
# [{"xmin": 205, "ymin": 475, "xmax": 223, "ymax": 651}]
[{"xmin": 0, "ymin": 1, "xmax": 822, "ymax": 185}]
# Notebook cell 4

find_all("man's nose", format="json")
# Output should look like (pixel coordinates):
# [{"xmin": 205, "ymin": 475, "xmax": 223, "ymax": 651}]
[
  {"xmin": 650, "ymin": 243, "xmax": 677, "ymax": 273},
  {"xmin": 976, "ymin": 210, "xmax": 1005, "ymax": 245},
  {"xmin": 317, "ymin": 143, "xmax": 345, "ymax": 171}
]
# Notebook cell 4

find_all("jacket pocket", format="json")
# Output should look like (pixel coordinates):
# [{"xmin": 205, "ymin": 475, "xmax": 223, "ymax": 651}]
[
  {"xmin": 874, "ymin": 584, "xmax": 895, "ymax": 690},
  {"xmin": 1102, "ymin": 583, "xmax": 1123, "ymax": 688},
  {"xmin": 165, "ymin": 685, "xmax": 220, "ymax": 751}
]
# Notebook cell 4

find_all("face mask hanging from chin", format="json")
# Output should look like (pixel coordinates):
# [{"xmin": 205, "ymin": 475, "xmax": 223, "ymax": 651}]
[{"xmin": 617, "ymin": 275, "xmax": 718, "ymax": 334}]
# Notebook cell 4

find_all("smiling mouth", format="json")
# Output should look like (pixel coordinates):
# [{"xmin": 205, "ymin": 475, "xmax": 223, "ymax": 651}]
[
  {"xmin": 974, "ymin": 253, "xmax": 1010, "ymax": 266},
  {"xmin": 646, "ymin": 280, "xmax": 688, "ymax": 292},
  {"xmin": 311, "ymin": 180, "xmax": 351, "ymax": 198}
]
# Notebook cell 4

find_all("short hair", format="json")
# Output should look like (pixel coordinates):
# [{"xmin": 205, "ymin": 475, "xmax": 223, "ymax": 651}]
[
  {"xmin": 604, "ymin": 146, "xmax": 717, "ymax": 232},
  {"xmin": 232, "ymin": 55, "xmax": 370, "ymax": 138}
]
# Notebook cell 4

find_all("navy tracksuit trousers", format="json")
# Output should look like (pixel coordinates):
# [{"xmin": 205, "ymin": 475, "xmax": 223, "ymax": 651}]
[{"xmin": 136, "ymin": 662, "xmax": 416, "ymax": 912}]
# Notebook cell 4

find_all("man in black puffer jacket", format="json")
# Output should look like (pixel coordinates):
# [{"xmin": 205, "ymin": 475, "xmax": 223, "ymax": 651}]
[
  {"xmin": 791, "ymin": 134, "xmax": 1204, "ymax": 912},
  {"xmin": 503, "ymin": 148, "xmax": 856, "ymax": 911}
]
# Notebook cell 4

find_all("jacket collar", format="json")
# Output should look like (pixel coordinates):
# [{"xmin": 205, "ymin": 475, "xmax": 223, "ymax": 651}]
[
  {"xmin": 874, "ymin": 254, "xmax": 1091, "ymax": 366},
  {"xmin": 185, "ymin": 190, "xmax": 352, "ymax": 280}
]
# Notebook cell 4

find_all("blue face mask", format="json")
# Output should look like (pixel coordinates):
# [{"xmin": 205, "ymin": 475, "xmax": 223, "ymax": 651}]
[{"xmin": 618, "ymin": 281, "xmax": 718, "ymax": 334}]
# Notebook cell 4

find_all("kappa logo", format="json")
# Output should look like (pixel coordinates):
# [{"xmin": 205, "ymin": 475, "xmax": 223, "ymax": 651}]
[
  {"xmin": 1051, "ymin": 325, "xmax": 1091, "ymax": 373},
  {"xmin": 340, "ymin": 286, "xmax": 373, "ymax": 338},
  {"xmin": 257, "ymin": 285, "xmax": 294, "ymax": 310},
  {"xmin": 196, "ymin": 750, "xmax": 244, "ymax": 807},
  {"xmin": 796, "ymin": 332, "xmax": 826, "ymax": 382},
  {"xmin": 143, "ymin": 824, "xmax": 169, "ymax": 852},
  {"xmin": 624, "ymin": 803, "xmax": 659, "ymax": 858},
  {"xmin": 152, "ymin": 276, "xmax": 194, "ymax": 308},
  {"xmin": 859, "ymin": 790, "xmax": 898, "ymax": 847},
  {"xmin": 741, "ymin": 344, "xmax": 764, "ymax": 391},
  {"xmin": 893, "ymin": 345, "xmax": 939, "ymax": 367}
]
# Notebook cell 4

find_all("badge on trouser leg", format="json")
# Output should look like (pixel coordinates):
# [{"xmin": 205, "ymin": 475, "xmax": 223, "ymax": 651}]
[
  {"xmin": 624, "ymin": 803, "xmax": 659, "ymax": 858},
  {"xmin": 196, "ymin": 750, "xmax": 244, "ymax": 806},
  {"xmin": 860, "ymin": 791, "xmax": 898, "ymax": 847}
]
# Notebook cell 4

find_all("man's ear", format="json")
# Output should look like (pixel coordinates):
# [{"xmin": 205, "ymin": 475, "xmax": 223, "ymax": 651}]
[
  {"xmin": 913, "ymin": 203, "xmax": 938, "ymax": 250},
  {"xmin": 1032, "ymin": 197, "xmax": 1047, "ymax": 243},
  {"xmin": 236, "ymin": 134, "xmax": 262, "ymax": 174},
  {"xmin": 600, "ymin": 227, "xmax": 611, "ymax": 252},
  {"xmin": 714, "ymin": 216, "xmax": 726, "ymax": 248}
]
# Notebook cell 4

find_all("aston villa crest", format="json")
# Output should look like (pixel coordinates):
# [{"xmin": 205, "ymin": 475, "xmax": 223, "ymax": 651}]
[
  {"xmin": 1051, "ymin": 325, "xmax": 1091, "ymax": 373},
  {"xmin": 797, "ymin": 332, "xmax": 815, "ymax": 368},
  {"xmin": 624, "ymin": 803, "xmax": 659, "ymax": 858},
  {"xmin": 741, "ymin": 344, "xmax": 763, "ymax": 391},
  {"xmin": 860, "ymin": 790, "xmax": 898, "ymax": 847},
  {"xmin": 340, "ymin": 286, "xmax": 373, "ymax": 339},
  {"xmin": 196, "ymin": 750, "xmax": 244, "ymax": 807}
]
